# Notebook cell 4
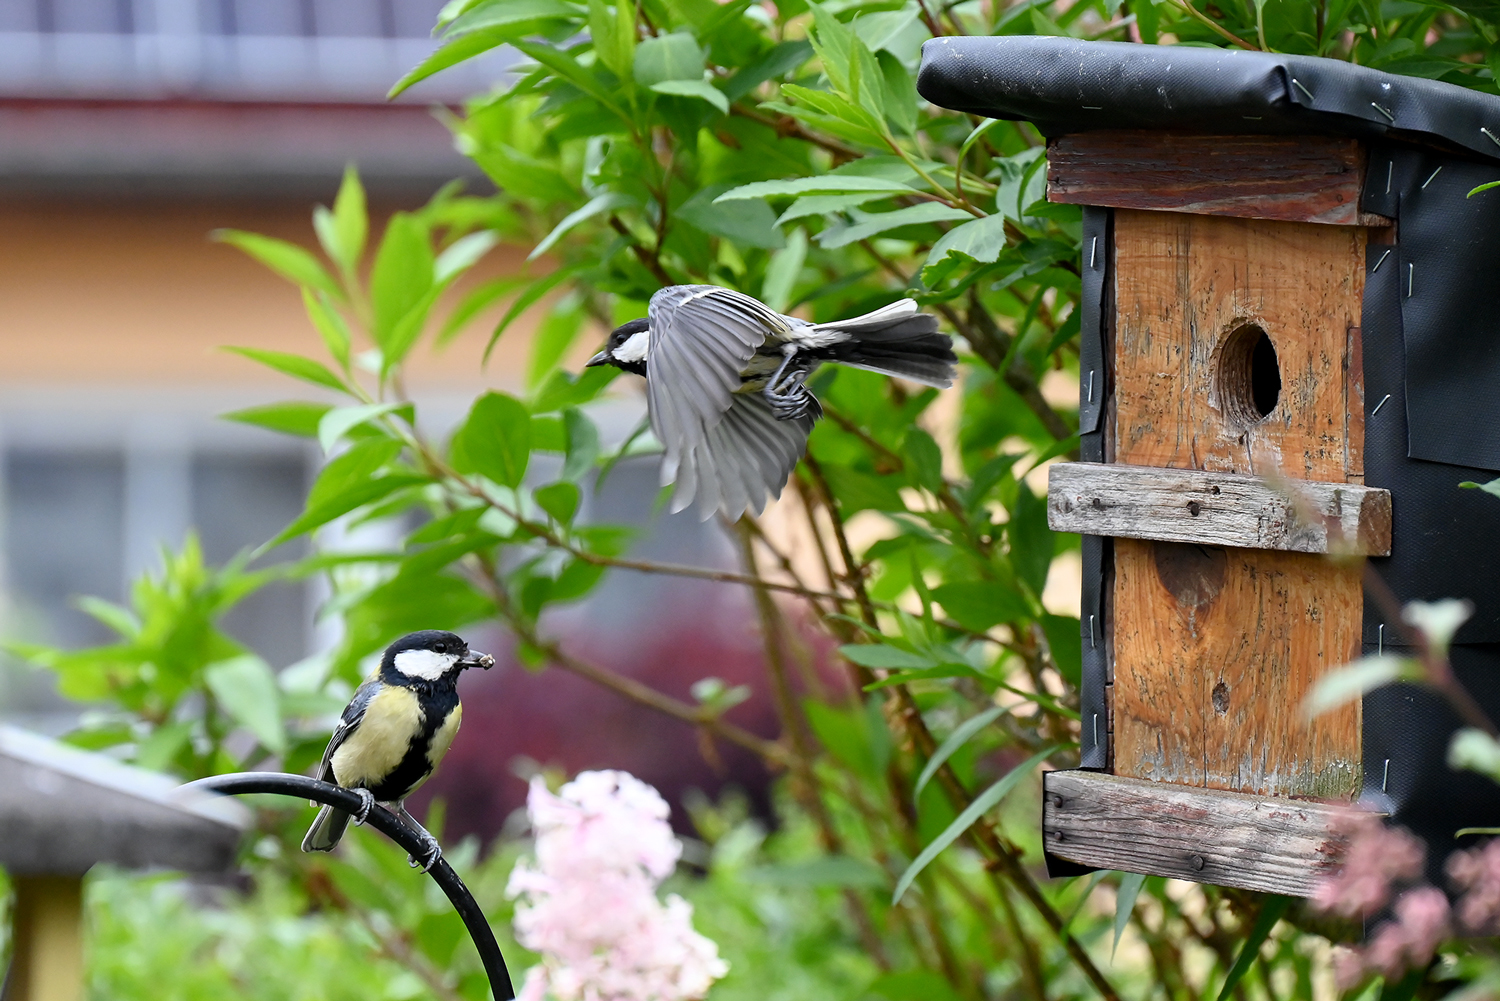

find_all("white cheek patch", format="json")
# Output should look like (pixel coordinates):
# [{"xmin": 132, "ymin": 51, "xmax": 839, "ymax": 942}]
[
  {"xmin": 392, "ymin": 649, "xmax": 457, "ymax": 680},
  {"xmin": 614, "ymin": 329, "xmax": 650, "ymax": 364}
]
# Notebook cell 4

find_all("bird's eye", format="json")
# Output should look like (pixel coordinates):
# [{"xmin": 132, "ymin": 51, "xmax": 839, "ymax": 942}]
[{"xmin": 433, "ymin": 643, "xmax": 446, "ymax": 653}]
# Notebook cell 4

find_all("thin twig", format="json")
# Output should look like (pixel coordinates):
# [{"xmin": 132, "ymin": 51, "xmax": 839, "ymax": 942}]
[{"xmin": 1168, "ymin": 0, "xmax": 1259, "ymax": 49}]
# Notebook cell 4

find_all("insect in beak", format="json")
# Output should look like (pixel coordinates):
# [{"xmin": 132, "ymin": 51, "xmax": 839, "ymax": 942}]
[{"xmin": 459, "ymin": 650, "xmax": 495, "ymax": 670}]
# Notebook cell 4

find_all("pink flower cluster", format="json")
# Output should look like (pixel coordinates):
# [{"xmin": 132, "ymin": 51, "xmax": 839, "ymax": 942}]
[
  {"xmin": 1316, "ymin": 812, "xmax": 1500, "ymax": 990},
  {"xmin": 1449, "ymin": 838, "xmax": 1500, "ymax": 935},
  {"xmin": 1313, "ymin": 812, "xmax": 1425, "ymax": 918},
  {"xmin": 508, "ymin": 770, "xmax": 729, "ymax": 1001}
]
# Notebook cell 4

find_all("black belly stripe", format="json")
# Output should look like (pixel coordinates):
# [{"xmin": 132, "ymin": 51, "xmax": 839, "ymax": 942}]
[{"xmin": 366, "ymin": 679, "xmax": 460, "ymax": 802}]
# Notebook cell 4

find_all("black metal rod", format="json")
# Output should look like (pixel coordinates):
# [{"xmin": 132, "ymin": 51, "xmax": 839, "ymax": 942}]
[{"xmin": 181, "ymin": 772, "xmax": 516, "ymax": 1000}]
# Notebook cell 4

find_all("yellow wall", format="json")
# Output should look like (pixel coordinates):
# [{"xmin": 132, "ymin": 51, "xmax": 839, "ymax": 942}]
[{"xmin": 0, "ymin": 198, "xmax": 539, "ymax": 393}]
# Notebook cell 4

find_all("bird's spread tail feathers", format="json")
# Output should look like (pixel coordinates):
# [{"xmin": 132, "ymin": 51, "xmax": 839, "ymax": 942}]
[
  {"xmin": 301, "ymin": 804, "xmax": 352, "ymax": 853},
  {"xmin": 815, "ymin": 300, "xmax": 956, "ymax": 388}
]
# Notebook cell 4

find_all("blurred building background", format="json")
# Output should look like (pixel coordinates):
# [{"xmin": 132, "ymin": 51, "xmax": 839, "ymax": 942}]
[{"xmin": 0, "ymin": 0, "xmax": 776, "ymax": 836}]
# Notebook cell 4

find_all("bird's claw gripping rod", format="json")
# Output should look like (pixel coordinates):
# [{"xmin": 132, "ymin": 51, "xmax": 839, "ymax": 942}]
[{"xmin": 180, "ymin": 771, "xmax": 516, "ymax": 1001}]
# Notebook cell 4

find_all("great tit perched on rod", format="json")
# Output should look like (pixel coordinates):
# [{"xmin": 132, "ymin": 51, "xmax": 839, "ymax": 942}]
[
  {"xmin": 301, "ymin": 630, "xmax": 493, "ymax": 871},
  {"xmin": 587, "ymin": 284, "xmax": 955, "ymax": 522}
]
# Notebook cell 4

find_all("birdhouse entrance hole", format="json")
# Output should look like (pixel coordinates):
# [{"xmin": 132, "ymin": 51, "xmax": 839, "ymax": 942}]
[{"xmin": 1218, "ymin": 323, "xmax": 1281, "ymax": 426}]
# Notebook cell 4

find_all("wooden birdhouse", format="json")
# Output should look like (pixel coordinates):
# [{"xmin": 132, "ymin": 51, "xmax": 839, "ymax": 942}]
[{"xmin": 918, "ymin": 38, "xmax": 1500, "ymax": 895}]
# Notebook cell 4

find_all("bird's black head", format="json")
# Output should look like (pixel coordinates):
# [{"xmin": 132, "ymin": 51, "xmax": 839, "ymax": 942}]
[
  {"xmin": 586, "ymin": 318, "xmax": 650, "ymax": 377},
  {"xmin": 381, "ymin": 630, "xmax": 494, "ymax": 685}
]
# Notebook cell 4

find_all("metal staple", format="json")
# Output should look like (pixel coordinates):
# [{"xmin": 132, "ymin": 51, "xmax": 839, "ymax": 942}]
[{"xmin": 1372, "ymin": 393, "xmax": 1391, "ymax": 416}]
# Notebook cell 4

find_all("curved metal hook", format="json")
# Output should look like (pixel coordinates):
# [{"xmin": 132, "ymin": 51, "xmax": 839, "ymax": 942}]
[{"xmin": 181, "ymin": 772, "xmax": 516, "ymax": 1000}]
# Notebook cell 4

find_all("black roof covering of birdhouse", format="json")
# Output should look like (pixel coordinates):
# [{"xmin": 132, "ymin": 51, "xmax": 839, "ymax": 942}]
[{"xmin": 917, "ymin": 37, "xmax": 1500, "ymax": 869}]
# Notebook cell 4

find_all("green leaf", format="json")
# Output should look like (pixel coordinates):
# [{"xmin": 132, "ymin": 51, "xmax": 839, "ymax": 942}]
[
  {"xmin": 438, "ymin": 275, "xmax": 528, "ymax": 347},
  {"xmin": 716, "ymin": 176, "xmax": 916, "ymax": 202},
  {"xmin": 865, "ymin": 972, "xmax": 966, "ymax": 1001},
  {"xmin": 588, "ymin": 0, "xmax": 635, "ymax": 78},
  {"xmin": 777, "ymin": 192, "xmax": 892, "ymax": 225},
  {"xmin": 391, "ymin": 22, "xmax": 562, "ymax": 98},
  {"xmin": 213, "ymin": 230, "xmax": 342, "ymax": 298},
  {"xmin": 76, "ymin": 596, "xmax": 140, "ymax": 638},
  {"xmin": 1402, "ymin": 598, "xmax": 1474, "ymax": 657},
  {"xmin": 879, "ymin": 51, "xmax": 917, "ymax": 135},
  {"xmin": 370, "ymin": 212, "xmax": 435, "ymax": 356},
  {"xmin": 893, "ymin": 745, "xmax": 1058, "ymax": 903},
  {"xmin": 436, "ymin": 230, "xmax": 499, "ymax": 282},
  {"xmin": 1460, "ymin": 476, "xmax": 1500, "ymax": 497},
  {"xmin": 1469, "ymin": 180, "xmax": 1500, "ymax": 198},
  {"xmin": 817, "ymin": 203, "xmax": 972, "ymax": 250},
  {"xmin": 804, "ymin": 698, "xmax": 886, "ymax": 778},
  {"xmin": 922, "ymin": 213, "xmax": 1007, "ymax": 278},
  {"xmin": 931, "ymin": 580, "xmax": 1029, "ymax": 632},
  {"xmin": 819, "ymin": 463, "xmax": 905, "ymax": 512},
  {"xmin": 807, "ymin": 2, "xmax": 853, "ymax": 93},
  {"xmin": 839, "ymin": 643, "xmax": 938, "ymax": 670},
  {"xmin": 273, "ymin": 440, "xmax": 423, "ymax": 545},
  {"xmin": 902, "ymin": 427, "xmax": 944, "ymax": 491},
  {"xmin": 1113, "ymin": 871, "xmax": 1147, "ymax": 957},
  {"xmin": 223, "ymin": 347, "xmax": 348, "ymax": 393},
  {"xmin": 527, "ymin": 301, "xmax": 586, "ymax": 390},
  {"xmin": 535, "ymin": 481, "xmax": 581, "ymax": 524},
  {"xmin": 205, "ymin": 656, "xmax": 286, "ymax": 755},
  {"xmin": 486, "ymin": 264, "xmax": 584, "ymax": 364},
  {"xmin": 313, "ymin": 165, "xmax": 367, "ymax": 274},
  {"xmin": 723, "ymin": 40, "xmax": 812, "ymax": 101},
  {"xmin": 530, "ymin": 192, "xmax": 636, "ymax": 261},
  {"xmin": 222, "ymin": 401, "xmax": 333, "ymax": 438},
  {"xmin": 1010, "ymin": 482, "xmax": 1054, "ymax": 596},
  {"xmin": 455, "ymin": 392, "xmax": 531, "ymax": 487},
  {"xmin": 303, "ymin": 289, "xmax": 352, "ymax": 371},
  {"xmin": 761, "ymin": 227, "xmax": 807, "ymax": 313},
  {"xmin": 914, "ymin": 705, "xmax": 1006, "ymax": 803},
  {"xmin": 318, "ymin": 402, "xmax": 406, "ymax": 453},
  {"xmin": 561, "ymin": 408, "xmax": 601, "ymax": 481},
  {"xmin": 649, "ymin": 78, "xmax": 729, "ymax": 113},
  {"xmin": 633, "ymin": 31, "xmax": 704, "ymax": 85},
  {"xmin": 1449, "ymin": 728, "xmax": 1500, "ymax": 784},
  {"xmin": 1303, "ymin": 654, "xmax": 1422, "ymax": 717},
  {"xmin": 1215, "ymin": 896, "xmax": 1290, "ymax": 1001},
  {"xmin": 677, "ymin": 185, "xmax": 785, "ymax": 249},
  {"xmin": 444, "ymin": 0, "xmax": 582, "ymax": 35},
  {"xmin": 1040, "ymin": 613, "xmax": 1083, "ymax": 687}
]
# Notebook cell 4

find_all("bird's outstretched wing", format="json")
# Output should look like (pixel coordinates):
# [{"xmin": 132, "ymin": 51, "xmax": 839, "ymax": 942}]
[
  {"xmin": 673, "ymin": 392, "xmax": 818, "ymax": 521},
  {"xmin": 645, "ymin": 285, "xmax": 791, "ymax": 510}
]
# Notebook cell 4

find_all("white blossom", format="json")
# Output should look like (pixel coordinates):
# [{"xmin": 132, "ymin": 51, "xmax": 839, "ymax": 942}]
[{"xmin": 509, "ymin": 770, "xmax": 729, "ymax": 1001}]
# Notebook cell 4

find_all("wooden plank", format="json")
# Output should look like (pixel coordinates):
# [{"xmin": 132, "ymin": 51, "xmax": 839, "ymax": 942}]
[
  {"xmin": 1110, "ymin": 210, "xmax": 1365, "ymax": 800},
  {"xmin": 1047, "ymin": 132, "xmax": 1390, "ymax": 227},
  {"xmin": 1042, "ymin": 770, "xmax": 1361, "ymax": 897},
  {"xmin": 1047, "ymin": 461, "xmax": 1391, "ymax": 556},
  {"xmin": 7, "ymin": 875, "xmax": 85, "ymax": 1001}
]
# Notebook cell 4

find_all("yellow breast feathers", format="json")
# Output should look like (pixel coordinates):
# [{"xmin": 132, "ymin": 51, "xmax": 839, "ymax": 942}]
[
  {"xmin": 427, "ymin": 703, "xmax": 462, "ymax": 770},
  {"xmin": 329, "ymin": 686, "xmax": 423, "ymax": 789}
]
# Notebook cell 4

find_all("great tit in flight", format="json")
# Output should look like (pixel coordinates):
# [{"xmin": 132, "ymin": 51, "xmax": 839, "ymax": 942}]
[
  {"xmin": 301, "ymin": 630, "xmax": 493, "ymax": 871},
  {"xmin": 587, "ymin": 284, "xmax": 955, "ymax": 521}
]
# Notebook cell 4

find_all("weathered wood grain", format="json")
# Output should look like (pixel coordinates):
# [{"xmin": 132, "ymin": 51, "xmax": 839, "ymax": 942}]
[
  {"xmin": 1047, "ymin": 461, "xmax": 1391, "ymax": 556},
  {"xmin": 1112, "ymin": 210, "xmax": 1366, "ymax": 479},
  {"xmin": 1042, "ymin": 769, "xmax": 1362, "ymax": 896},
  {"xmin": 1113, "ymin": 539, "xmax": 1363, "ymax": 798},
  {"xmin": 1047, "ymin": 132, "xmax": 1390, "ymax": 227},
  {"xmin": 1109, "ymin": 210, "xmax": 1366, "ymax": 800}
]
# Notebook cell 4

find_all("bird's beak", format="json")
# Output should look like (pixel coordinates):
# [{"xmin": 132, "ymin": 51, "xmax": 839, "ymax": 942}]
[
  {"xmin": 585, "ymin": 350, "xmax": 610, "ymax": 368},
  {"xmin": 460, "ymin": 650, "xmax": 495, "ymax": 670}
]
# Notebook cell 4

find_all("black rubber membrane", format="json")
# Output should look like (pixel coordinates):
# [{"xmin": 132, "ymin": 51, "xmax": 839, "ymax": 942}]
[{"xmin": 916, "ymin": 36, "xmax": 1500, "ymax": 876}]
